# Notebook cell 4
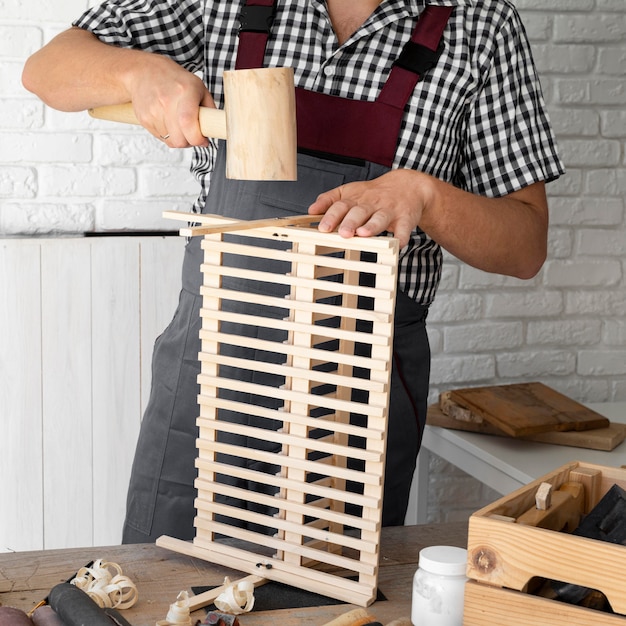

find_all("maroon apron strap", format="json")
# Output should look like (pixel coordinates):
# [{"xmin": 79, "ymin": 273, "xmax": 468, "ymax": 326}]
[
  {"xmin": 235, "ymin": 0, "xmax": 276, "ymax": 70},
  {"xmin": 378, "ymin": 5, "xmax": 454, "ymax": 108},
  {"xmin": 234, "ymin": 3, "xmax": 453, "ymax": 166}
]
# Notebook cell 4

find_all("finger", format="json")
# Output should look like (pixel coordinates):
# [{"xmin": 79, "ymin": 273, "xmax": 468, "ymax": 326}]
[
  {"xmin": 336, "ymin": 205, "xmax": 373, "ymax": 239},
  {"xmin": 160, "ymin": 113, "xmax": 192, "ymax": 148},
  {"xmin": 353, "ymin": 209, "xmax": 393, "ymax": 238},
  {"xmin": 308, "ymin": 190, "xmax": 346, "ymax": 233},
  {"xmin": 176, "ymin": 92, "xmax": 214, "ymax": 148},
  {"xmin": 154, "ymin": 124, "xmax": 187, "ymax": 148},
  {"xmin": 318, "ymin": 200, "xmax": 354, "ymax": 234},
  {"xmin": 308, "ymin": 189, "xmax": 341, "ymax": 215},
  {"xmin": 356, "ymin": 218, "xmax": 413, "ymax": 248}
]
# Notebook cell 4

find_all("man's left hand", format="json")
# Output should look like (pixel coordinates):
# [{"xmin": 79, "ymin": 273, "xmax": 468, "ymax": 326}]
[{"xmin": 308, "ymin": 169, "xmax": 433, "ymax": 249}]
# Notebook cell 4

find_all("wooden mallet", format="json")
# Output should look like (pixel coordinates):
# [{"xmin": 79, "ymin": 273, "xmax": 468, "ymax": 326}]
[{"xmin": 88, "ymin": 67, "xmax": 297, "ymax": 181}]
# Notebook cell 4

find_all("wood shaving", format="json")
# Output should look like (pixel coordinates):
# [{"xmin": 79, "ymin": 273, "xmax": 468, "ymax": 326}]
[
  {"xmin": 70, "ymin": 559, "xmax": 138, "ymax": 609},
  {"xmin": 214, "ymin": 577, "xmax": 255, "ymax": 615},
  {"xmin": 155, "ymin": 590, "xmax": 191, "ymax": 626}
]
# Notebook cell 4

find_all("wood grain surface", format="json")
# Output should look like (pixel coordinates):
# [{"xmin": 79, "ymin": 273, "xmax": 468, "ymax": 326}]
[
  {"xmin": 447, "ymin": 382, "xmax": 610, "ymax": 437},
  {"xmin": 428, "ymin": 401, "xmax": 626, "ymax": 451},
  {"xmin": 0, "ymin": 523, "xmax": 467, "ymax": 626}
]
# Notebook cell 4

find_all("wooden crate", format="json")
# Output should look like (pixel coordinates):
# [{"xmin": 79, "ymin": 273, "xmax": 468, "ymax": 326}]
[
  {"xmin": 158, "ymin": 213, "xmax": 399, "ymax": 607},
  {"xmin": 465, "ymin": 461, "xmax": 626, "ymax": 625}
]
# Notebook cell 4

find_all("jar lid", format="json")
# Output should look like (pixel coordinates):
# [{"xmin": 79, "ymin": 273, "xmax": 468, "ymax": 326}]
[{"xmin": 418, "ymin": 545, "xmax": 468, "ymax": 576}]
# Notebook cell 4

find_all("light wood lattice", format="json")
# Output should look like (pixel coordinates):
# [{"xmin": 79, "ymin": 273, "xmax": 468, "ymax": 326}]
[{"xmin": 159, "ymin": 214, "xmax": 399, "ymax": 607}]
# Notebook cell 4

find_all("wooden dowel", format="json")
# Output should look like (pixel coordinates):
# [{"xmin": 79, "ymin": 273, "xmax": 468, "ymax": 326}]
[
  {"xmin": 182, "ymin": 214, "xmax": 320, "ymax": 236},
  {"xmin": 163, "ymin": 210, "xmax": 398, "ymax": 252},
  {"xmin": 187, "ymin": 574, "xmax": 266, "ymax": 612}
]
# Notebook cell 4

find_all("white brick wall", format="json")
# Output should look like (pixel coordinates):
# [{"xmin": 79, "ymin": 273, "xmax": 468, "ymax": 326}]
[
  {"xmin": 0, "ymin": 0, "xmax": 198, "ymax": 235},
  {"xmin": 1, "ymin": 0, "xmax": 625, "ymax": 524},
  {"xmin": 426, "ymin": 0, "xmax": 626, "ymax": 522}
]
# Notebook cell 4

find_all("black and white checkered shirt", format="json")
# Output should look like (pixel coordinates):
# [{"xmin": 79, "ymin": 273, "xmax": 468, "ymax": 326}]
[{"xmin": 75, "ymin": 0, "xmax": 564, "ymax": 305}]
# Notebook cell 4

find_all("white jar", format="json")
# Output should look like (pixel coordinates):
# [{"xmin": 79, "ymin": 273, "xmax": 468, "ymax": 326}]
[{"xmin": 411, "ymin": 545, "xmax": 468, "ymax": 626}]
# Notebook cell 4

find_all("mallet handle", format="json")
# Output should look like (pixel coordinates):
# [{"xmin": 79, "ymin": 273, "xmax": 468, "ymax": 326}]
[{"xmin": 88, "ymin": 102, "xmax": 228, "ymax": 139}]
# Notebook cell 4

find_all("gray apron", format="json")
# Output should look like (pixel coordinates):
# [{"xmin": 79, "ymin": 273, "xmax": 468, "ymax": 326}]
[{"xmin": 122, "ymin": 147, "xmax": 430, "ymax": 543}]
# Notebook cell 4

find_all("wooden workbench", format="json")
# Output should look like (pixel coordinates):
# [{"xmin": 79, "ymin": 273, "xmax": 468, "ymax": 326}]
[{"xmin": 0, "ymin": 522, "xmax": 467, "ymax": 625}]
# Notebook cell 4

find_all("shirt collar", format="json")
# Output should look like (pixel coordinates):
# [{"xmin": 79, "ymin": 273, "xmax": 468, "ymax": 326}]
[{"xmin": 388, "ymin": 0, "xmax": 473, "ymax": 13}]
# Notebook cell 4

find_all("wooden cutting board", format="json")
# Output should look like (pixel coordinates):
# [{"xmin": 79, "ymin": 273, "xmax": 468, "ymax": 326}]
[
  {"xmin": 445, "ymin": 382, "xmax": 610, "ymax": 437},
  {"xmin": 427, "ymin": 402, "xmax": 626, "ymax": 451}
]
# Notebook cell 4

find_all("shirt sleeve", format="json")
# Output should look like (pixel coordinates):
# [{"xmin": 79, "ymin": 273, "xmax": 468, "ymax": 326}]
[
  {"xmin": 457, "ymin": 7, "xmax": 565, "ymax": 197},
  {"xmin": 72, "ymin": 0, "xmax": 205, "ymax": 74}
]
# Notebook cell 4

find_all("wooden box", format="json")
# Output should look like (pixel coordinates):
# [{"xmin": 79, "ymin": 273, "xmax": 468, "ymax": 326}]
[{"xmin": 465, "ymin": 461, "xmax": 626, "ymax": 625}]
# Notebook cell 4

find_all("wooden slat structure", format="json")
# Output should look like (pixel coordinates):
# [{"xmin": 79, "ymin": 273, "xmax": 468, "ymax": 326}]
[{"xmin": 160, "ymin": 213, "xmax": 399, "ymax": 607}]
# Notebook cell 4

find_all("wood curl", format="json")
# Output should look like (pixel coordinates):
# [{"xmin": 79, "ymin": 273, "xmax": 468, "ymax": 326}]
[{"xmin": 70, "ymin": 559, "xmax": 138, "ymax": 610}]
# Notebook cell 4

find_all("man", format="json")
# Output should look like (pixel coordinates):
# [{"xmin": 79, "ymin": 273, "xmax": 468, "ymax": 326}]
[{"xmin": 23, "ymin": 0, "xmax": 563, "ymax": 542}]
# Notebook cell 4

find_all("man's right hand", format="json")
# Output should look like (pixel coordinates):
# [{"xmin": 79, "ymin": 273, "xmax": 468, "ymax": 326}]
[{"xmin": 22, "ymin": 27, "xmax": 213, "ymax": 148}]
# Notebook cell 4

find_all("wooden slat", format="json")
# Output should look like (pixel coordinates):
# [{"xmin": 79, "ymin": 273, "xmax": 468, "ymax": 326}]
[
  {"xmin": 464, "ymin": 580, "xmax": 626, "ymax": 626},
  {"xmin": 199, "ymin": 350, "xmax": 387, "ymax": 393},
  {"xmin": 200, "ymin": 327, "xmax": 387, "ymax": 371},
  {"xmin": 180, "ymin": 214, "xmax": 320, "ymax": 236},
  {"xmin": 41, "ymin": 240, "xmax": 93, "ymax": 549},
  {"xmin": 196, "ymin": 416, "xmax": 381, "ymax": 463},
  {"xmin": 0, "ymin": 240, "xmax": 44, "ymax": 552},
  {"xmin": 197, "ymin": 397, "xmax": 385, "ymax": 440},
  {"xmin": 91, "ymin": 238, "xmax": 141, "ymax": 546},
  {"xmin": 198, "ymin": 237, "xmax": 396, "ymax": 276},
  {"xmin": 201, "ymin": 262, "xmax": 395, "ymax": 301},
  {"xmin": 193, "ymin": 495, "xmax": 369, "ymax": 554},
  {"xmin": 198, "ymin": 374, "xmax": 386, "ymax": 417},
  {"xmin": 195, "ymin": 457, "xmax": 379, "ymax": 519},
  {"xmin": 199, "ymin": 284, "xmax": 391, "ymax": 323},
  {"xmin": 194, "ymin": 472, "xmax": 374, "ymax": 532},
  {"xmin": 173, "ymin": 210, "xmax": 397, "ymax": 252},
  {"xmin": 158, "ymin": 535, "xmax": 377, "ymax": 606},
  {"xmin": 199, "ymin": 308, "xmax": 390, "ymax": 348},
  {"xmin": 193, "ymin": 519, "xmax": 374, "ymax": 576},
  {"xmin": 195, "ymin": 438, "xmax": 382, "ymax": 490}
]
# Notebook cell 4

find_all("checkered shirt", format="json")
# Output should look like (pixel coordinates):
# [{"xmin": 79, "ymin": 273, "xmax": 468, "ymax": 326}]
[{"xmin": 74, "ymin": 0, "xmax": 564, "ymax": 305}]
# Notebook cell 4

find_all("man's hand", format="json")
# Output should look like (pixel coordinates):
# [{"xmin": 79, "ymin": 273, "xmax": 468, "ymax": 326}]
[
  {"xmin": 23, "ymin": 27, "xmax": 213, "ymax": 148},
  {"xmin": 308, "ymin": 169, "xmax": 549, "ymax": 280},
  {"xmin": 124, "ymin": 54, "xmax": 213, "ymax": 148},
  {"xmin": 308, "ymin": 169, "xmax": 435, "ymax": 249}
]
